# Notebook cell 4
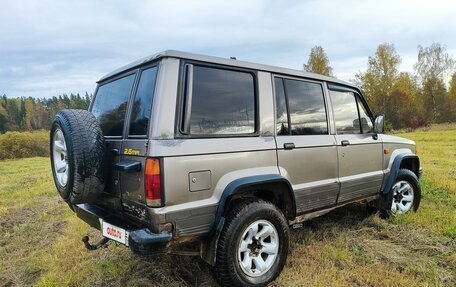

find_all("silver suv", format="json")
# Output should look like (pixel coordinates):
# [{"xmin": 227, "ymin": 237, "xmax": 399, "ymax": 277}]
[{"xmin": 50, "ymin": 50, "xmax": 422, "ymax": 286}]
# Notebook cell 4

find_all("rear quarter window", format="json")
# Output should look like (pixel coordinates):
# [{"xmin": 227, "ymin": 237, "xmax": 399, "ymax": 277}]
[
  {"xmin": 183, "ymin": 65, "xmax": 256, "ymax": 136},
  {"xmin": 128, "ymin": 67, "xmax": 158, "ymax": 136},
  {"xmin": 91, "ymin": 74, "xmax": 136, "ymax": 136}
]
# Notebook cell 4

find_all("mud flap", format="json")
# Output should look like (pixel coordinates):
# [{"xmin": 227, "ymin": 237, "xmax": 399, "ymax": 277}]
[{"xmin": 200, "ymin": 217, "xmax": 225, "ymax": 266}]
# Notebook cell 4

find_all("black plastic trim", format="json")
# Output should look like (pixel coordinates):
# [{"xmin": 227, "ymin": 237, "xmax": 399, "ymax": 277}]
[{"xmin": 114, "ymin": 161, "xmax": 141, "ymax": 172}]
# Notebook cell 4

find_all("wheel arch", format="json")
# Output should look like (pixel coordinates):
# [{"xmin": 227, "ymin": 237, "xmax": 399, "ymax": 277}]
[
  {"xmin": 217, "ymin": 175, "xmax": 296, "ymax": 223},
  {"xmin": 383, "ymin": 152, "xmax": 420, "ymax": 195},
  {"xmin": 201, "ymin": 174, "xmax": 295, "ymax": 265},
  {"xmin": 399, "ymin": 157, "xmax": 420, "ymax": 177}
]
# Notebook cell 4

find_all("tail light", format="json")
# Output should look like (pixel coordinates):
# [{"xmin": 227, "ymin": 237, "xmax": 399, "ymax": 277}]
[{"xmin": 145, "ymin": 158, "xmax": 162, "ymax": 207}]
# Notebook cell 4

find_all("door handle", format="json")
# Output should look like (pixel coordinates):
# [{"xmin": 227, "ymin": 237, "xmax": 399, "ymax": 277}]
[
  {"xmin": 114, "ymin": 161, "xmax": 141, "ymax": 172},
  {"xmin": 283, "ymin": 143, "xmax": 295, "ymax": 150},
  {"xmin": 111, "ymin": 148, "xmax": 120, "ymax": 155},
  {"xmin": 341, "ymin": 140, "xmax": 350, "ymax": 146}
]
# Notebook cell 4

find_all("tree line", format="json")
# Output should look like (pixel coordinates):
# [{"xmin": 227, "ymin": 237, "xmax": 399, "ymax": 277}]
[
  {"xmin": 0, "ymin": 93, "xmax": 91, "ymax": 133},
  {"xmin": 304, "ymin": 43, "xmax": 456, "ymax": 130},
  {"xmin": 1, "ymin": 43, "xmax": 455, "ymax": 133}
]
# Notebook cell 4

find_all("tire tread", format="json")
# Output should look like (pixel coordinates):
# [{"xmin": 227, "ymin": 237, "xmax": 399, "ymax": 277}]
[
  {"xmin": 214, "ymin": 199, "xmax": 289, "ymax": 287},
  {"xmin": 50, "ymin": 109, "xmax": 106, "ymax": 204}
]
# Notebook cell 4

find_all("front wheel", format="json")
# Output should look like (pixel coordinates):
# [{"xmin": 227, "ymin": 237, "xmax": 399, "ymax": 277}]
[
  {"xmin": 368, "ymin": 168, "xmax": 421, "ymax": 217},
  {"xmin": 390, "ymin": 169, "xmax": 421, "ymax": 214},
  {"xmin": 215, "ymin": 200, "xmax": 289, "ymax": 287}
]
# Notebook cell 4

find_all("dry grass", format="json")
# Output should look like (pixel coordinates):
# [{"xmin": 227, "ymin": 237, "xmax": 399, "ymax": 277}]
[{"xmin": 0, "ymin": 124, "xmax": 455, "ymax": 286}]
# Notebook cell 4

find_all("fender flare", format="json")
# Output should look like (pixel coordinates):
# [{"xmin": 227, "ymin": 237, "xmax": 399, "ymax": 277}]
[
  {"xmin": 201, "ymin": 174, "xmax": 295, "ymax": 265},
  {"xmin": 382, "ymin": 152, "xmax": 420, "ymax": 194},
  {"xmin": 214, "ymin": 174, "xmax": 295, "ymax": 227}
]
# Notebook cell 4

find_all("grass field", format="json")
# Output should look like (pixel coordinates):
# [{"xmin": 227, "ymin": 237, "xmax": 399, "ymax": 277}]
[{"xmin": 0, "ymin": 125, "xmax": 455, "ymax": 286}]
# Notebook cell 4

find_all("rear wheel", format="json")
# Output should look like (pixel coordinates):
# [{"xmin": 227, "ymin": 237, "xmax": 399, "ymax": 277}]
[{"xmin": 215, "ymin": 200, "xmax": 289, "ymax": 287}]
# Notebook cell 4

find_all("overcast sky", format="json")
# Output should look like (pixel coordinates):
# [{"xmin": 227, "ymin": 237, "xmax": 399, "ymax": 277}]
[{"xmin": 1, "ymin": 0, "xmax": 455, "ymax": 98}]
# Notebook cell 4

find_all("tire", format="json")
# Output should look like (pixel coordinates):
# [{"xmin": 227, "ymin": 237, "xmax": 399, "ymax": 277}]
[
  {"xmin": 368, "ymin": 168, "xmax": 421, "ymax": 217},
  {"xmin": 50, "ymin": 109, "xmax": 106, "ymax": 205},
  {"xmin": 215, "ymin": 200, "xmax": 289, "ymax": 287},
  {"xmin": 389, "ymin": 169, "xmax": 421, "ymax": 214}
]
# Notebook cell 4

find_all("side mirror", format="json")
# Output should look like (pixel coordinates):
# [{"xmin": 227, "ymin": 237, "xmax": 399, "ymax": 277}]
[{"xmin": 374, "ymin": 115, "xmax": 385, "ymax": 134}]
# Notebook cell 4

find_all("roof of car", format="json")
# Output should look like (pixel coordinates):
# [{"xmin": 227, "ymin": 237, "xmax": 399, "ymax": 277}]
[{"xmin": 98, "ymin": 50, "xmax": 356, "ymax": 88}]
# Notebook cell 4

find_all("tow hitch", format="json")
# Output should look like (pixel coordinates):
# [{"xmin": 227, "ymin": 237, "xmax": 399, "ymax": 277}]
[{"xmin": 82, "ymin": 235, "xmax": 109, "ymax": 250}]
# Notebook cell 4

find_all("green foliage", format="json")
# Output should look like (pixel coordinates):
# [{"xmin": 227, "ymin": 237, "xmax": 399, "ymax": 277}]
[
  {"xmin": 389, "ymin": 72, "xmax": 426, "ymax": 129},
  {"xmin": 303, "ymin": 46, "xmax": 333, "ymax": 76},
  {"xmin": 355, "ymin": 43, "xmax": 403, "ymax": 123},
  {"xmin": 355, "ymin": 42, "xmax": 456, "ymax": 130},
  {"xmin": 444, "ymin": 72, "xmax": 456, "ymax": 123},
  {"xmin": 0, "ymin": 131, "xmax": 49, "ymax": 160},
  {"xmin": 384, "ymin": 120, "xmax": 394, "ymax": 132},
  {"xmin": 422, "ymin": 75, "xmax": 447, "ymax": 122},
  {"xmin": 0, "ymin": 93, "xmax": 91, "ymax": 134}
]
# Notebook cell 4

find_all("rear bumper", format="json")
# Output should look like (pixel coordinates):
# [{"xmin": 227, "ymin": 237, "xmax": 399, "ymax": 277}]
[{"xmin": 73, "ymin": 203, "xmax": 172, "ymax": 254}]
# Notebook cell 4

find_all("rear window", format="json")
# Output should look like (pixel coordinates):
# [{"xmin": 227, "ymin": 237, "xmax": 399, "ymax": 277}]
[
  {"xmin": 285, "ymin": 79, "xmax": 328, "ymax": 135},
  {"xmin": 91, "ymin": 74, "xmax": 136, "ymax": 136},
  {"xmin": 274, "ymin": 77, "xmax": 328, "ymax": 136},
  {"xmin": 183, "ymin": 65, "xmax": 256, "ymax": 135}
]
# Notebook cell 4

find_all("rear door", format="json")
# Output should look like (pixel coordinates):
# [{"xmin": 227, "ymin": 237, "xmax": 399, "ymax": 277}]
[
  {"xmin": 119, "ymin": 65, "xmax": 159, "ymax": 216},
  {"xmin": 91, "ymin": 72, "xmax": 137, "ymax": 211},
  {"xmin": 274, "ymin": 77, "xmax": 339, "ymax": 213},
  {"xmin": 328, "ymin": 85, "xmax": 383, "ymax": 203}
]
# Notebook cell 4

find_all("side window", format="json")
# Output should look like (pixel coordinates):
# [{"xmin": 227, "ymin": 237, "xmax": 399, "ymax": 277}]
[
  {"xmin": 357, "ymin": 98, "xmax": 374, "ymax": 134},
  {"xmin": 91, "ymin": 74, "xmax": 136, "ymax": 136},
  {"xmin": 274, "ymin": 78, "xmax": 289, "ymax": 135},
  {"xmin": 274, "ymin": 77, "xmax": 328, "ymax": 136},
  {"xmin": 128, "ymin": 66, "xmax": 158, "ymax": 136},
  {"xmin": 329, "ymin": 90, "xmax": 361, "ymax": 134},
  {"xmin": 184, "ymin": 65, "xmax": 255, "ymax": 135}
]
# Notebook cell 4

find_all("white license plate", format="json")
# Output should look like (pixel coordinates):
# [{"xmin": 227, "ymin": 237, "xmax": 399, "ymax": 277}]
[{"xmin": 101, "ymin": 220, "xmax": 129, "ymax": 246}]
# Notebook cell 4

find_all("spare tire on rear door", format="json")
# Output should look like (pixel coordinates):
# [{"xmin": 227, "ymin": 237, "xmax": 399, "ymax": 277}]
[{"xmin": 50, "ymin": 109, "xmax": 106, "ymax": 205}]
